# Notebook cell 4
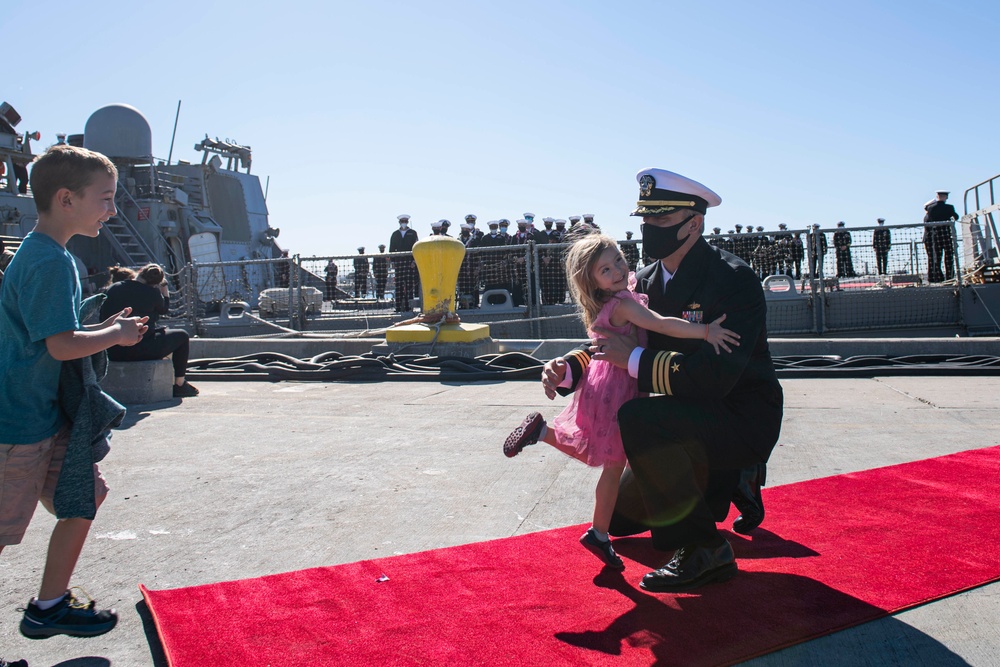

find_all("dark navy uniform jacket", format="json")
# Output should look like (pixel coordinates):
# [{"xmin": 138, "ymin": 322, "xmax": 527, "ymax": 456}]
[{"xmin": 561, "ymin": 237, "xmax": 783, "ymax": 461}]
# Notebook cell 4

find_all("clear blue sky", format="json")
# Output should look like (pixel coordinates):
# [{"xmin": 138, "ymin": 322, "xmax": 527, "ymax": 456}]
[{"xmin": 6, "ymin": 0, "xmax": 998, "ymax": 256}]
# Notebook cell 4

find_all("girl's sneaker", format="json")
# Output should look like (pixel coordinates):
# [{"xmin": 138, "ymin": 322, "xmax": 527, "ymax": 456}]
[
  {"xmin": 580, "ymin": 528, "xmax": 625, "ymax": 570},
  {"xmin": 503, "ymin": 412, "xmax": 544, "ymax": 457},
  {"xmin": 19, "ymin": 587, "xmax": 118, "ymax": 639}
]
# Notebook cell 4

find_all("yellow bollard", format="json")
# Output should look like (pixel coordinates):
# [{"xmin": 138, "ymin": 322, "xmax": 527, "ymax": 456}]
[{"xmin": 385, "ymin": 236, "xmax": 490, "ymax": 343}]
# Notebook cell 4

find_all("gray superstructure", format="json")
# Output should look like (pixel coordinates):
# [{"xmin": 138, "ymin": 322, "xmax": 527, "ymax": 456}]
[{"xmin": 1, "ymin": 101, "xmax": 282, "ymax": 306}]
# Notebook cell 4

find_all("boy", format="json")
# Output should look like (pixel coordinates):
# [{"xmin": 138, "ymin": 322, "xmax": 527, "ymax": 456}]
[{"xmin": 0, "ymin": 144, "xmax": 147, "ymax": 644}]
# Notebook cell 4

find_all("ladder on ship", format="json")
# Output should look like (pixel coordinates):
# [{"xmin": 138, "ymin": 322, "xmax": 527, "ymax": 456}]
[{"xmin": 963, "ymin": 174, "xmax": 1000, "ymax": 282}]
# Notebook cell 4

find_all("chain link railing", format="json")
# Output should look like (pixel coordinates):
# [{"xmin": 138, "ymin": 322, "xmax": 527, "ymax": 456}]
[{"xmin": 153, "ymin": 221, "xmax": 985, "ymax": 337}]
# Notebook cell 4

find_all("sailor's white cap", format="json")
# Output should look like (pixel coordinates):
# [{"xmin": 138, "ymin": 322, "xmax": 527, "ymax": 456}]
[
  {"xmin": 523, "ymin": 212, "xmax": 535, "ymax": 219},
  {"xmin": 397, "ymin": 214, "xmax": 411, "ymax": 222},
  {"xmin": 487, "ymin": 220, "xmax": 499, "ymax": 226},
  {"xmin": 582, "ymin": 213, "xmax": 595, "ymax": 219},
  {"xmin": 431, "ymin": 220, "xmax": 444, "ymax": 229},
  {"xmin": 555, "ymin": 219, "xmax": 566, "ymax": 225},
  {"xmin": 569, "ymin": 215, "xmax": 581, "ymax": 222},
  {"xmin": 498, "ymin": 218, "xmax": 510, "ymax": 225},
  {"xmin": 631, "ymin": 168, "xmax": 721, "ymax": 216},
  {"xmin": 516, "ymin": 219, "xmax": 528, "ymax": 225},
  {"xmin": 460, "ymin": 222, "xmax": 473, "ymax": 230},
  {"xmin": 542, "ymin": 217, "xmax": 555, "ymax": 223}
]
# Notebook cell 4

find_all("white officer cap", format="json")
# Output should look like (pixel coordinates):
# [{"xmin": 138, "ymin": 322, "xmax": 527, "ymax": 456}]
[
  {"xmin": 936, "ymin": 190, "xmax": 949, "ymax": 195},
  {"xmin": 877, "ymin": 217, "xmax": 885, "ymax": 223},
  {"xmin": 465, "ymin": 213, "xmax": 477, "ymax": 221},
  {"xmin": 631, "ymin": 168, "xmax": 722, "ymax": 216},
  {"xmin": 837, "ymin": 221, "xmax": 846, "ymax": 227},
  {"xmin": 397, "ymin": 214, "xmax": 411, "ymax": 222},
  {"xmin": 357, "ymin": 246, "xmax": 365, "ymax": 252}
]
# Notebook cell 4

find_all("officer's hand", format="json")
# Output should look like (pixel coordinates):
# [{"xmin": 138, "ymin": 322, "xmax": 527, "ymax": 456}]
[
  {"xmin": 541, "ymin": 357, "xmax": 567, "ymax": 400},
  {"xmin": 590, "ymin": 326, "xmax": 637, "ymax": 369}
]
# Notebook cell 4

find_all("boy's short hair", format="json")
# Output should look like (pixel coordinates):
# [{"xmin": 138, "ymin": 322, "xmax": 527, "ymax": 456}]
[{"xmin": 30, "ymin": 144, "xmax": 118, "ymax": 214}]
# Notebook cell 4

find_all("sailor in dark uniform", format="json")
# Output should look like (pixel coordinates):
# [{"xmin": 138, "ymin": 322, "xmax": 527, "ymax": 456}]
[
  {"xmin": 324, "ymin": 258, "xmax": 338, "ymax": 302},
  {"xmin": 553, "ymin": 218, "xmax": 567, "ymax": 242},
  {"xmin": 873, "ymin": 218, "xmax": 892, "ymax": 277},
  {"xmin": 465, "ymin": 214, "xmax": 484, "ymax": 244},
  {"xmin": 807, "ymin": 223, "xmax": 828, "ymax": 278},
  {"xmin": 542, "ymin": 168, "xmax": 782, "ymax": 591},
  {"xmin": 353, "ymin": 247, "xmax": 370, "ymax": 298},
  {"xmin": 924, "ymin": 190, "xmax": 958, "ymax": 283},
  {"xmin": 457, "ymin": 221, "xmax": 480, "ymax": 308},
  {"xmin": 621, "ymin": 230, "xmax": 641, "ymax": 272},
  {"xmin": 833, "ymin": 221, "xmax": 856, "ymax": 278},
  {"xmin": 773, "ymin": 223, "xmax": 793, "ymax": 277},
  {"xmin": 389, "ymin": 214, "xmax": 419, "ymax": 312},
  {"xmin": 372, "ymin": 244, "xmax": 390, "ymax": 301},
  {"xmin": 788, "ymin": 232, "xmax": 804, "ymax": 279}
]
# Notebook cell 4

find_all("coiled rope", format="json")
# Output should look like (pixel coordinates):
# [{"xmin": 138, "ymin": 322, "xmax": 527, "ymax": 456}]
[{"xmin": 186, "ymin": 351, "xmax": 1000, "ymax": 382}]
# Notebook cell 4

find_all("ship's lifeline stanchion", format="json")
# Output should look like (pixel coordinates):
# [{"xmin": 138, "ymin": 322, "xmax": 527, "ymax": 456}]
[{"xmin": 381, "ymin": 235, "xmax": 493, "ymax": 355}]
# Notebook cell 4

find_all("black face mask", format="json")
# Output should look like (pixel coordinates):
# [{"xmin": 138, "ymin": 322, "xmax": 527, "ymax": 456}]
[{"xmin": 641, "ymin": 213, "xmax": 697, "ymax": 259}]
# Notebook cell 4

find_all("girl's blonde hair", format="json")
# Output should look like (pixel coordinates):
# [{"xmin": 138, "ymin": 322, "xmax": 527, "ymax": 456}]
[{"xmin": 563, "ymin": 228, "xmax": 624, "ymax": 330}]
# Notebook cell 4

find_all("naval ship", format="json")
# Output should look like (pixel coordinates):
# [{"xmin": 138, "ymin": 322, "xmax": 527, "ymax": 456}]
[
  {"xmin": 5, "ymin": 98, "xmax": 1000, "ymax": 343},
  {"xmin": 0, "ymin": 100, "xmax": 283, "ymax": 307}
]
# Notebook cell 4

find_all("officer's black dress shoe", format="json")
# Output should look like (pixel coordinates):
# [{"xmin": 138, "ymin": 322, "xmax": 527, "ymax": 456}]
[
  {"xmin": 640, "ymin": 540, "xmax": 737, "ymax": 592},
  {"xmin": 732, "ymin": 462, "xmax": 766, "ymax": 534}
]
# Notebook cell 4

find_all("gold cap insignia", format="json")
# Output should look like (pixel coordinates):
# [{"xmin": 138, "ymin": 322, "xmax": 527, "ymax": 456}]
[
  {"xmin": 688, "ymin": 303, "xmax": 700, "ymax": 309},
  {"xmin": 639, "ymin": 174, "xmax": 655, "ymax": 198}
]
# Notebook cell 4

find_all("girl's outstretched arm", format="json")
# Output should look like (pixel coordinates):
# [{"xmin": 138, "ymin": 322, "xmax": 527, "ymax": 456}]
[{"xmin": 615, "ymin": 298, "xmax": 740, "ymax": 354}]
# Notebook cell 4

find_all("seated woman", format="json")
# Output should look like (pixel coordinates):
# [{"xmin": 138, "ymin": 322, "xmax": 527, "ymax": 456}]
[{"xmin": 99, "ymin": 263, "xmax": 199, "ymax": 398}]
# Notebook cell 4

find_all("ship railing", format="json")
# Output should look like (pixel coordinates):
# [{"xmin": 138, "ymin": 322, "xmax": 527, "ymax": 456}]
[{"xmin": 177, "ymin": 222, "xmax": 989, "ymax": 337}]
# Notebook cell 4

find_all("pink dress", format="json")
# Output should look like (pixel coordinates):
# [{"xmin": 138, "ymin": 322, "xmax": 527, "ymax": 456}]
[{"xmin": 550, "ymin": 273, "xmax": 648, "ymax": 467}]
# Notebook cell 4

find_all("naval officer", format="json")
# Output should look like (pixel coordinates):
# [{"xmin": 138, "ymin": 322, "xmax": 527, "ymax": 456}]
[
  {"xmin": 923, "ymin": 190, "xmax": 958, "ymax": 283},
  {"xmin": 542, "ymin": 168, "xmax": 782, "ymax": 591},
  {"xmin": 389, "ymin": 214, "xmax": 419, "ymax": 312}
]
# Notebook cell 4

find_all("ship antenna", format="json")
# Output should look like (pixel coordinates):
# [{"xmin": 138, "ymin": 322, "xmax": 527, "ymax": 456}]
[
  {"xmin": 167, "ymin": 100, "xmax": 182, "ymax": 165},
  {"xmin": 264, "ymin": 175, "xmax": 270, "ymax": 201}
]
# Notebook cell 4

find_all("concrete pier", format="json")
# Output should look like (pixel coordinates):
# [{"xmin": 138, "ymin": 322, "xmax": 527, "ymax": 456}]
[{"xmin": 2, "ymin": 373, "xmax": 999, "ymax": 665}]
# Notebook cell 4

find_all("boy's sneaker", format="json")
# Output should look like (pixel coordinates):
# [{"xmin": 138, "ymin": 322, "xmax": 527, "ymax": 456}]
[
  {"xmin": 580, "ymin": 528, "xmax": 625, "ymax": 570},
  {"xmin": 173, "ymin": 381, "xmax": 200, "ymax": 398},
  {"xmin": 19, "ymin": 588, "xmax": 118, "ymax": 639},
  {"xmin": 503, "ymin": 412, "xmax": 544, "ymax": 458}
]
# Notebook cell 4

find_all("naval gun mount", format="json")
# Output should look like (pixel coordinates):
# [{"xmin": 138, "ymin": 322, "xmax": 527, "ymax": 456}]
[{"xmin": 195, "ymin": 136, "xmax": 252, "ymax": 174}]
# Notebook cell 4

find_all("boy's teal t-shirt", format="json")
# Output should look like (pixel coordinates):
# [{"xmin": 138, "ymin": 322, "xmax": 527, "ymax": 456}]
[{"xmin": 0, "ymin": 231, "xmax": 82, "ymax": 444}]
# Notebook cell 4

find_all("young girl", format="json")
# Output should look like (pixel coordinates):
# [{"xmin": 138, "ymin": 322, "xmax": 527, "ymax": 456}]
[{"xmin": 503, "ymin": 232, "xmax": 739, "ymax": 570}]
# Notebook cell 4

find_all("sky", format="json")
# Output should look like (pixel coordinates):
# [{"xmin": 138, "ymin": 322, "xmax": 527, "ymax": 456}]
[{"xmin": 5, "ymin": 0, "xmax": 998, "ymax": 257}]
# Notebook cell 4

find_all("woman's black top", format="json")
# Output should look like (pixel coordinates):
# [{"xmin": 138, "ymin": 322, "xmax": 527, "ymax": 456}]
[{"xmin": 99, "ymin": 280, "xmax": 169, "ymax": 330}]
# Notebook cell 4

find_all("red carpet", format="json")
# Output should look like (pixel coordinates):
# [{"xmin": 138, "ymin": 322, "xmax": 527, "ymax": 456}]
[{"xmin": 141, "ymin": 445, "xmax": 1000, "ymax": 666}]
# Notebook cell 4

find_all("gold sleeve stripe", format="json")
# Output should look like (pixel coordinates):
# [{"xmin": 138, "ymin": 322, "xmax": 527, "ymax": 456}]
[
  {"xmin": 636, "ymin": 200, "xmax": 696, "ymax": 207},
  {"xmin": 652, "ymin": 351, "xmax": 676, "ymax": 396},
  {"xmin": 567, "ymin": 349, "xmax": 591, "ymax": 372}
]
